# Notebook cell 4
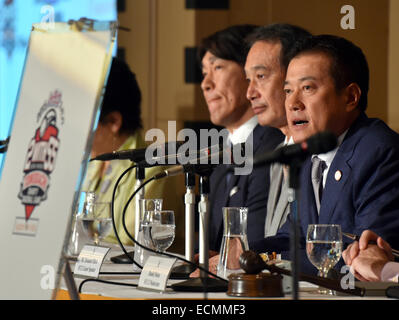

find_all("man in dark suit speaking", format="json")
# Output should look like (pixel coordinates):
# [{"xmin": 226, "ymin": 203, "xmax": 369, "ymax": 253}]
[{"xmin": 251, "ymin": 34, "xmax": 399, "ymax": 275}]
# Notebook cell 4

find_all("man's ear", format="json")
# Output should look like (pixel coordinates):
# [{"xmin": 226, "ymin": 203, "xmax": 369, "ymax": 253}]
[
  {"xmin": 345, "ymin": 83, "xmax": 361, "ymax": 112},
  {"xmin": 103, "ymin": 111, "xmax": 123, "ymax": 134}
]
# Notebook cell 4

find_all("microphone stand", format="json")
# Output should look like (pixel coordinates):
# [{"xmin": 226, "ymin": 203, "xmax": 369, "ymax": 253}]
[
  {"xmin": 134, "ymin": 166, "xmax": 146, "ymax": 239},
  {"xmin": 288, "ymin": 160, "xmax": 302, "ymax": 300},
  {"xmin": 170, "ymin": 172, "xmax": 197, "ymax": 279},
  {"xmin": 133, "ymin": 166, "xmax": 145, "ymax": 268},
  {"xmin": 199, "ymin": 175, "xmax": 210, "ymax": 277},
  {"xmin": 111, "ymin": 166, "xmax": 145, "ymax": 264},
  {"xmin": 171, "ymin": 173, "xmax": 227, "ymax": 292}
]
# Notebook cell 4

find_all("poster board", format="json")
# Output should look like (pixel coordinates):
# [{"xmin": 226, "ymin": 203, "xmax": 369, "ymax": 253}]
[{"xmin": 0, "ymin": 20, "xmax": 116, "ymax": 299}]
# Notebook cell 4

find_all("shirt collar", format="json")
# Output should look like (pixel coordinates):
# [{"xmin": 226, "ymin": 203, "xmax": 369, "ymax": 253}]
[
  {"xmin": 285, "ymin": 136, "xmax": 294, "ymax": 146},
  {"xmin": 312, "ymin": 130, "xmax": 348, "ymax": 167},
  {"xmin": 228, "ymin": 116, "xmax": 258, "ymax": 145}
]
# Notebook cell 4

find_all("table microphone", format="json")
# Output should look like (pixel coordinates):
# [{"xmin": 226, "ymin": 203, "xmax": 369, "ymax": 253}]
[
  {"xmin": 90, "ymin": 141, "xmax": 184, "ymax": 162},
  {"xmin": 152, "ymin": 146, "xmax": 228, "ymax": 180},
  {"xmin": 253, "ymin": 131, "xmax": 338, "ymax": 166}
]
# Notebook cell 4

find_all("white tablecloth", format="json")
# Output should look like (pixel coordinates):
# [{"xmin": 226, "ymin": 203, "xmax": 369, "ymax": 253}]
[{"xmin": 59, "ymin": 244, "xmax": 395, "ymax": 300}]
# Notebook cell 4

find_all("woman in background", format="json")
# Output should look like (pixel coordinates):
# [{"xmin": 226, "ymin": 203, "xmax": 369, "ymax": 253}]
[{"xmin": 83, "ymin": 57, "xmax": 182, "ymax": 251}]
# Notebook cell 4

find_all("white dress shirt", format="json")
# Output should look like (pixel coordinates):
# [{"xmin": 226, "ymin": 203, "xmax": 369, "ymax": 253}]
[
  {"xmin": 312, "ymin": 130, "xmax": 348, "ymax": 188},
  {"xmin": 381, "ymin": 262, "xmax": 399, "ymax": 282},
  {"xmin": 227, "ymin": 116, "xmax": 258, "ymax": 145}
]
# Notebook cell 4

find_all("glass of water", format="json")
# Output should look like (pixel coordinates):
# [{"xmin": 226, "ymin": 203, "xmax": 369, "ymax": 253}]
[
  {"xmin": 149, "ymin": 210, "xmax": 175, "ymax": 253},
  {"xmin": 135, "ymin": 199, "xmax": 163, "ymax": 266},
  {"xmin": 79, "ymin": 202, "xmax": 113, "ymax": 246},
  {"xmin": 306, "ymin": 224, "xmax": 343, "ymax": 294},
  {"xmin": 66, "ymin": 191, "xmax": 96, "ymax": 257}
]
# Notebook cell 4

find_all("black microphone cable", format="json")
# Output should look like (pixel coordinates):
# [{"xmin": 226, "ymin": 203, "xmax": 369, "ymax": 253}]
[
  {"xmin": 79, "ymin": 165, "xmax": 144, "ymax": 294},
  {"xmin": 80, "ymin": 169, "xmax": 228, "ymax": 294},
  {"xmin": 78, "ymin": 277, "xmax": 174, "ymax": 294},
  {"xmin": 118, "ymin": 147, "xmax": 239, "ymax": 283},
  {"xmin": 79, "ymin": 278, "xmax": 139, "ymax": 293},
  {"xmin": 120, "ymin": 175, "xmax": 156, "ymax": 269},
  {"xmin": 80, "ymin": 165, "xmax": 230, "ymax": 294},
  {"xmin": 119, "ymin": 173, "xmax": 228, "ymax": 282},
  {"xmin": 109, "ymin": 164, "xmax": 142, "ymax": 269}
]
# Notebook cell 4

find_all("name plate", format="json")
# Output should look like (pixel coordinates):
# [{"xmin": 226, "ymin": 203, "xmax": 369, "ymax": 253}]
[
  {"xmin": 73, "ymin": 245, "xmax": 110, "ymax": 278},
  {"xmin": 138, "ymin": 256, "xmax": 176, "ymax": 292}
]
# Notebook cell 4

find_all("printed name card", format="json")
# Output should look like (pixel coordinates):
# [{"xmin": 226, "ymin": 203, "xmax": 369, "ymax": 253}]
[
  {"xmin": 73, "ymin": 245, "xmax": 110, "ymax": 278},
  {"xmin": 138, "ymin": 256, "xmax": 177, "ymax": 292}
]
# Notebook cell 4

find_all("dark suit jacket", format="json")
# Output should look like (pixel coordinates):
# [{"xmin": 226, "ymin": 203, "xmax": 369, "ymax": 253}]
[
  {"xmin": 251, "ymin": 113, "xmax": 399, "ymax": 275},
  {"xmin": 207, "ymin": 124, "xmax": 284, "ymax": 252}
]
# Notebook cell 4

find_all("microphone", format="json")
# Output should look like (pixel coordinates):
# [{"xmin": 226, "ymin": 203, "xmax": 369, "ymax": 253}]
[
  {"xmin": 152, "ymin": 146, "xmax": 228, "ymax": 180},
  {"xmin": 253, "ymin": 131, "xmax": 338, "ymax": 166},
  {"xmin": 90, "ymin": 141, "xmax": 184, "ymax": 162},
  {"xmin": 142, "ymin": 143, "xmax": 222, "ymax": 168}
]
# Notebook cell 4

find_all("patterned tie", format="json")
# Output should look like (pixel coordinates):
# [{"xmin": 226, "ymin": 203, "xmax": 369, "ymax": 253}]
[
  {"xmin": 311, "ymin": 156, "xmax": 327, "ymax": 214},
  {"xmin": 282, "ymin": 164, "xmax": 289, "ymax": 183}
]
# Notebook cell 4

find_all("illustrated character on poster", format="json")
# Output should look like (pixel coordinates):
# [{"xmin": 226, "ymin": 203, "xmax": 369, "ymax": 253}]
[{"xmin": 18, "ymin": 90, "xmax": 64, "ymax": 221}]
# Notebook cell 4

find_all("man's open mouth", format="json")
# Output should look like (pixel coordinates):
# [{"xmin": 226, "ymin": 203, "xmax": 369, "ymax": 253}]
[{"xmin": 293, "ymin": 120, "xmax": 309, "ymax": 126}]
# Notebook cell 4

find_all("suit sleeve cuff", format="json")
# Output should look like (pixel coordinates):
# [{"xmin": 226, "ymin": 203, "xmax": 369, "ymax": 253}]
[{"xmin": 381, "ymin": 262, "xmax": 399, "ymax": 282}]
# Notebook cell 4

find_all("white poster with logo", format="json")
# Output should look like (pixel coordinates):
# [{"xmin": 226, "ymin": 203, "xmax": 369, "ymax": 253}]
[{"xmin": 0, "ymin": 21, "xmax": 116, "ymax": 299}]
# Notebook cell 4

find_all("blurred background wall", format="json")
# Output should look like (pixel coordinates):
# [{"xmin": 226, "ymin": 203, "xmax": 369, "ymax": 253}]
[
  {"xmin": 2, "ymin": 0, "xmax": 397, "ymax": 157},
  {"xmin": 0, "ymin": 0, "xmax": 397, "ymax": 254},
  {"xmin": 117, "ymin": 0, "xmax": 398, "ymax": 134}
]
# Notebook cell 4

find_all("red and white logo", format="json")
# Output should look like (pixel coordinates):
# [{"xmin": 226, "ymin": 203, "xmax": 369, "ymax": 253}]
[{"xmin": 18, "ymin": 90, "xmax": 64, "ymax": 221}]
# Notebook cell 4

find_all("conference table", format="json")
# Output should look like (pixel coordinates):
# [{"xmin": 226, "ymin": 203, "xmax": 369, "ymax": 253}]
[{"xmin": 57, "ymin": 244, "xmax": 395, "ymax": 301}]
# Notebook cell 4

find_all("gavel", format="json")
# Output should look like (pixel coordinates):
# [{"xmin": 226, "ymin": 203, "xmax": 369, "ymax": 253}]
[{"xmin": 238, "ymin": 250, "xmax": 365, "ymax": 297}]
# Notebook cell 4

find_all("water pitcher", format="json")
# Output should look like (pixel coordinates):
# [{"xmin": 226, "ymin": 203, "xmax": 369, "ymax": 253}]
[{"xmin": 217, "ymin": 207, "xmax": 249, "ymax": 279}]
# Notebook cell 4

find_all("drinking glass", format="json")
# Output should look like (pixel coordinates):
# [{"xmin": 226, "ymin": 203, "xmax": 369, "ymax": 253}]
[
  {"xmin": 135, "ymin": 199, "xmax": 163, "ymax": 266},
  {"xmin": 79, "ymin": 202, "xmax": 113, "ymax": 246},
  {"xmin": 306, "ymin": 224, "xmax": 343, "ymax": 294},
  {"xmin": 66, "ymin": 191, "xmax": 96, "ymax": 257},
  {"xmin": 149, "ymin": 210, "xmax": 176, "ymax": 253}
]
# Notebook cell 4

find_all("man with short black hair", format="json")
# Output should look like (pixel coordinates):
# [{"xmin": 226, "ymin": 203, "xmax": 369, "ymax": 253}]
[
  {"xmin": 245, "ymin": 23, "xmax": 311, "ymax": 236},
  {"xmin": 251, "ymin": 34, "xmax": 399, "ymax": 275}
]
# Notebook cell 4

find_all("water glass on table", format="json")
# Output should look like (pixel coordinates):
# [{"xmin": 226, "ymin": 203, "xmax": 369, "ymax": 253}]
[
  {"xmin": 80, "ymin": 202, "xmax": 113, "ymax": 246},
  {"xmin": 135, "ymin": 199, "xmax": 163, "ymax": 266},
  {"xmin": 148, "ymin": 210, "xmax": 176, "ymax": 253},
  {"xmin": 306, "ymin": 224, "xmax": 343, "ymax": 294}
]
